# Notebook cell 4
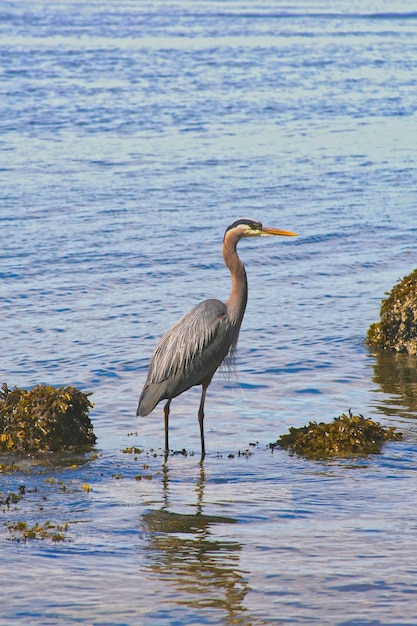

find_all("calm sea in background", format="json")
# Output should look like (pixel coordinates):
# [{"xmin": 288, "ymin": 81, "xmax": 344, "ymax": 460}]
[{"xmin": 2, "ymin": 1, "xmax": 417, "ymax": 624}]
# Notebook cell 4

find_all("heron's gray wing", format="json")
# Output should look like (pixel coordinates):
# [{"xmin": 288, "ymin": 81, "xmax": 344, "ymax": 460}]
[{"xmin": 137, "ymin": 299, "xmax": 233, "ymax": 415}]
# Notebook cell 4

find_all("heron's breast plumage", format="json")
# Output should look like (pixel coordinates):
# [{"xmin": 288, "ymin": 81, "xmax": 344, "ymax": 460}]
[{"xmin": 137, "ymin": 298, "xmax": 236, "ymax": 416}]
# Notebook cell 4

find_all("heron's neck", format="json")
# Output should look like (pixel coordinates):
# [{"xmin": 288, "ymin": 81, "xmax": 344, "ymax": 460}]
[{"xmin": 223, "ymin": 235, "xmax": 248, "ymax": 324}]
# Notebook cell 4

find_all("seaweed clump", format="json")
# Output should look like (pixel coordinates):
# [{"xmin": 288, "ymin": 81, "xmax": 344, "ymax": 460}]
[
  {"xmin": 0, "ymin": 383, "xmax": 95, "ymax": 455},
  {"xmin": 367, "ymin": 268, "xmax": 417, "ymax": 355},
  {"xmin": 273, "ymin": 411, "xmax": 402, "ymax": 459},
  {"xmin": 5, "ymin": 520, "xmax": 69, "ymax": 543}
]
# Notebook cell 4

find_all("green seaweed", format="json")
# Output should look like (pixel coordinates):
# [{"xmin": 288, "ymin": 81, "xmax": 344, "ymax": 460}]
[
  {"xmin": 272, "ymin": 411, "xmax": 402, "ymax": 459},
  {"xmin": 367, "ymin": 268, "xmax": 417, "ymax": 355},
  {"xmin": 5, "ymin": 520, "xmax": 69, "ymax": 542},
  {"xmin": 0, "ymin": 383, "xmax": 95, "ymax": 455}
]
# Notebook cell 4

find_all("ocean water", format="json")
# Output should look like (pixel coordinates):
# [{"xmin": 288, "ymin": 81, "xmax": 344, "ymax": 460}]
[{"xmin": 2, "ymin": 1, "xmax": 417, "ymax": 624}]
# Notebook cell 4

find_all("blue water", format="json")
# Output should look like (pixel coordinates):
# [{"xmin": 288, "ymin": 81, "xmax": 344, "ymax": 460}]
[{"xmin": 2, "ymin": 1, "xmax": 417, "ymax": 624}]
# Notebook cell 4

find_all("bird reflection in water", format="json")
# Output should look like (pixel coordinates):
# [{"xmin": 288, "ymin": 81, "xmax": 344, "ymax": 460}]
[{"xmin": 141, "ymin": 463, "xmax": 253, "ymax": 625}]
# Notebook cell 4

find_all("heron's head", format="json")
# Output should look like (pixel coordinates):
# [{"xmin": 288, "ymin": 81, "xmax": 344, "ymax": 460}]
[{"xmin": 224, "ymin": 218, "xmax": 298, "ymax": 240}]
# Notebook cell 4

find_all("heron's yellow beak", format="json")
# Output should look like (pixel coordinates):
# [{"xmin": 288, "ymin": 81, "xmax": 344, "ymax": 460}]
[{"xmin": 261, "ymin": 226, "xmax": 298, "ymax": 237}]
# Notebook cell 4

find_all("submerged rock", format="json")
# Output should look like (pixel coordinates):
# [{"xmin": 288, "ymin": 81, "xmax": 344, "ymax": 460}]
[
  {"xmin": 272, "ymin": 411, "xmax": 402, "ymax": 459},
  {"xmin": 367, "ymin": 268, "xmax": 417, "ymax": 355},
  {"xmin": 0, "ymin": 383, "xmax": 95, "ymax": 455}
]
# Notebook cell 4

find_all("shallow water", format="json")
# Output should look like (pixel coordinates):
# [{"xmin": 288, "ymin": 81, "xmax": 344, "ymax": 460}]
[{"xmin": 2, "ymin": 1, "xmax": 417, "ymax": 624}]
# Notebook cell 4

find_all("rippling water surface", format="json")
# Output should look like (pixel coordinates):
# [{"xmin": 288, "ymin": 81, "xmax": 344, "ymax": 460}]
[{"xmin": 2, "ymin": 1, "xmax": 417, "ymax": 624}]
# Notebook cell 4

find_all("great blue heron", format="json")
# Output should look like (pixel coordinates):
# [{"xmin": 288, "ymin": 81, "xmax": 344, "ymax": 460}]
[{"xmin": 137, "ymin": 218, "xmax": 297, "ymax": 459}]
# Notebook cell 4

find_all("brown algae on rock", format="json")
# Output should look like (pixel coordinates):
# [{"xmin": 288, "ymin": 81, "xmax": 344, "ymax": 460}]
[
  {"xmin": 272, "ymin": 411, "xmax": 402, "ymax": 459},
  {"xmin": 0, "ymin": 383, "xmax": 95, "ymax": 455},
  {"xmin": 367, "ymin": 268, "xmax": 417, "ymax": 354}
]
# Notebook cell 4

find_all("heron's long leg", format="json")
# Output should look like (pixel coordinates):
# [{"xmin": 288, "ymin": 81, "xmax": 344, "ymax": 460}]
[
  {"xmin": 163, "ymin": 400, "xmax": 171, "ymax": 457},
  {"xmin": 198, "ymin": 384, "xmax": 208, "ymax": 460}
]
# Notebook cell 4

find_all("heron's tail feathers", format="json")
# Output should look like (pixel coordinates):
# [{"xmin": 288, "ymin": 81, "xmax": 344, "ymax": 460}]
[{"xmin": 137, "ymin": 382, "xmax": 164, "ymax": 417}]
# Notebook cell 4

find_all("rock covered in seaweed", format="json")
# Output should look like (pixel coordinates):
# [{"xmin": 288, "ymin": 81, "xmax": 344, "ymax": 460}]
[
  {"xmin": 272, "ymin": 411, "xmax": 402, "ymax": 459},
  {"xmin": 367, "ymin": 268, "xmax": 417, "ymax": 355},
  {"xmin": 0, "ymin": 383, "xmax": 96, "ymax": 455}
]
